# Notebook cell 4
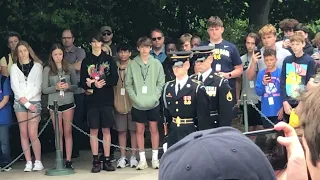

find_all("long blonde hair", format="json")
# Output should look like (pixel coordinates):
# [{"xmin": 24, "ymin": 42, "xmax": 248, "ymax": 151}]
[{"xmin": 13, "ymin": 41, "xmax": 43, "ymax": 65}]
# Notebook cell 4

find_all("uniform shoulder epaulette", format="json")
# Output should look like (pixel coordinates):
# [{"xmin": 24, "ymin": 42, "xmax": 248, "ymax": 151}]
[
  {"xmin": 191, "ymin": 79, "xmax": 201, "ymax": 85},
  {"xmin": 189, "ymin": 74, "xmax": 197, "ymax": 79}
]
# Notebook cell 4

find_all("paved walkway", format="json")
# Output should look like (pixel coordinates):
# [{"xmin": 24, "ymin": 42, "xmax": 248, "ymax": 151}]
[{"xmin": 0, "ymin": 150, "xmax": 159, "ymax": 180}]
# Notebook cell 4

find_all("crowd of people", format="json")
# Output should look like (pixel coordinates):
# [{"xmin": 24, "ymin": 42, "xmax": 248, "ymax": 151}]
[{"xmin": 0, "ymin": 15, "xmax": 320, "ymax": 179}]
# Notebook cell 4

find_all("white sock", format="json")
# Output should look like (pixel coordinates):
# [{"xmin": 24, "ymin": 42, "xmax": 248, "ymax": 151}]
[
  {"xmin": 152, "ymin": 150, "xmax": 158, "ymax": 160},
  {"xmin": 139, "ymin": 151, "xmax": 146, "ymax": 162}
]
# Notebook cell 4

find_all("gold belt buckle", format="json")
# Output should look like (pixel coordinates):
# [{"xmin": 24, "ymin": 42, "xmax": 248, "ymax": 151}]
[{"xmin": 176, "ymin": 116, "xmax": 181, "ymax": 127}]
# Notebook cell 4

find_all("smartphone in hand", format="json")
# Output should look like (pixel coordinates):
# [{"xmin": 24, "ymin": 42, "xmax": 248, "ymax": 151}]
[
  {"xmin": 243, "ymin": 129, "xmax": 287, "ymax": 170},
  {"xmin": 60, "ymin": 77, "xmax": 66, "ymax": 83}
]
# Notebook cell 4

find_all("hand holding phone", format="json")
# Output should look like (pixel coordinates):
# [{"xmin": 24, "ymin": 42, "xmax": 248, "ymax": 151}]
[
  {"xmin": 243, "ymin": 129, "xmax": 287, "ymax": 170},
  {"xmin": 273, "ymin": 122, "xmax": 308, "ymax": 180},
  {"xmin": 263, "ymin": 72, "xmax": 272, "ymax": 84}
]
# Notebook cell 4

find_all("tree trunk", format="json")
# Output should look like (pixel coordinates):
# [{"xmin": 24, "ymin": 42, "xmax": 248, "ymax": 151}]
[
  {"xmin": 248, "ymin": 0, "xmax": 274, "ymax": 31},
  {"xmin": 179, "ymin": 0, "xmax": 187, "ymax": 34}
]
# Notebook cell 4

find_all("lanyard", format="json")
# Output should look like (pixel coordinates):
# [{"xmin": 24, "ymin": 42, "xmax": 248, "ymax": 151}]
[
  {"xmin": 118, "ymin": 67, "xmax": 125, "ymax": 87},
  {"xmin": 141, "ymin": 65, "xmax": 149, "ymax": 84}
]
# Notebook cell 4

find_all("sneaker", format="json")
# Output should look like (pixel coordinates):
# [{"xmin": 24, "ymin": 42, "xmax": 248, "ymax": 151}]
[
  {"xmin": 152, "ymin": 159, "xmax": 159, "ymax": 169},
  {"xmin": 136, "ymin": 160, "xmax": 148, "ymax": 170},
  {"xmin": 24, "ymin": 161, "xmax": 33, "ymax": 172},
  {"xmin": 33, "ymin": 160, "xmax": 44, "ymax": 171},
  {"xmin": 65, "ymin": 161, "xmax": 74, "ymax": 169},
  {"xmin": 130, "ymin": 156, "xmax": 138, "ymax": 168},
  {"xmin": 117, "ymin": 157, "xmax": 129, "ymax": 168},
  {"xmin": 109, "ymin": 154, "xmax": 116, "ymax": 163},
  {"xmin": 1, "ymin": 166, "xmax": 12, "ymax": 172},
  {"xmin": 102, "ymin": 159, "xmax": 116, "ymax": 171},
  {"xmin": 91, "ymin": 161, "xmax": 101, "ymax": 173}
]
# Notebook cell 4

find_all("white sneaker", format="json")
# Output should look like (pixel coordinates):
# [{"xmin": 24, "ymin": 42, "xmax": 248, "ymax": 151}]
[
  {"xmin": 136, "ymin": 160, "xmax": 148, "ymax": 170},
  {"xmin": 24, "ymin": 162, "xmax": 33, "ymax": 172},
  {"xmin": 33, "ymin": 160, "xmax": 44, "ymax": 171},
  {"xmin": 152, "ymin": 159, "xmax": 159, "ymax": 169},
  {"xmin": 130, "ymin": 156, "xmax": 138, "ymax": 168},
  {"xmin": 116, "ymin": 157, "xmax": 129, "ymax": 168}
]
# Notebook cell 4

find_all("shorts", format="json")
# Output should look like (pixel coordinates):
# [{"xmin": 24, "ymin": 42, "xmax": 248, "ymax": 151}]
[
  {"xmin": 262, "ymin": 116, "xmax": 281, "ymax": 129},
  {"xmin": 131, "ymin": 105, "xmax": 161, "ymax": 123},
  {"xmin": 48, "ymin": 103, "xmax": 76, "ymax": 113},
  {"xmin": 13, "ymin": 101, "xmax": 42, "ymax": 113},
  {"xmin": 87, "ymin": 106, "xmax": 115, "ymax": 129},
  {"xmin": 114, "ymin": 112, "xmax": 136, "ymax": 132},
  {"xmin": 240, "ymin": 101, "xmax": 263, "ymax": 126}
]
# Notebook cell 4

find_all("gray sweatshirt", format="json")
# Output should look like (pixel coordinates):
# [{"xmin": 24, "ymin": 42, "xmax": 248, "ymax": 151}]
[{"xmin": 42, "ymin": 66, "xmax": 78, "ymax": 106}]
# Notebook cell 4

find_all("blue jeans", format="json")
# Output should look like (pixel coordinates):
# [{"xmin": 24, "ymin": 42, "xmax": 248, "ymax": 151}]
[{"xmin": 0, "ymin": 125, "xmax": 11, "ymax": 165}]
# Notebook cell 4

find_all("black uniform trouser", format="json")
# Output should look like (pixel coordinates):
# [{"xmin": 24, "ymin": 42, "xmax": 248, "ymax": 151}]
[{"xmin": 167, "ymin": 123, "xmax": 196, "ymax": 148}]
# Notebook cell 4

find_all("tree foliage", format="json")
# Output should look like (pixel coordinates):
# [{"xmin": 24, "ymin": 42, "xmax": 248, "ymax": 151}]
[{"xmin": 1, "ymin": 0, "xmax": 320, "ymax": 56}]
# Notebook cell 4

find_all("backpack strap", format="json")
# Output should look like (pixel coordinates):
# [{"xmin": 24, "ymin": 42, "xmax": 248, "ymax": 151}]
[{"xmin": 5, "ymin": 54, "xmax": 10, "ymax": 65}]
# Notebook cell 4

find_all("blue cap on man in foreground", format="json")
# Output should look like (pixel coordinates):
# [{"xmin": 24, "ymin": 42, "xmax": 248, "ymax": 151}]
[{"xmin": 159, "ymin": 127, "xmax": 276, "ymax": 180}]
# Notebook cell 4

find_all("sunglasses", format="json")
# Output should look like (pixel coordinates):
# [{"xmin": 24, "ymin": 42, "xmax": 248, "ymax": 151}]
[
  {"xmin": 172, "ymin": 61, "xmax": 184, "ymax": 68},
  {"xmin": 152, "ymin": 37, "xmax": 162, "ymax": 41},
  {"xmin": 195, "ymin": 57, "xmax": 208, "ymax": 63},
  {"xmin": 103, "ymin": 31, "xmax": 112, "ymax": 36}
]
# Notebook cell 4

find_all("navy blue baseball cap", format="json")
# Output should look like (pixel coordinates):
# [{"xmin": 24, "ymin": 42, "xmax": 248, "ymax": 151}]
[{"xmin": 159, "ymin": 127, "xmax": 276, "ymax": 180}]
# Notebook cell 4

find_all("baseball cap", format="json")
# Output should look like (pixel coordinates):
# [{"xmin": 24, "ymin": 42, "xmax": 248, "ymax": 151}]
[
  {"xmin": 159, "ymin": 127, "xmax": 276, "ymax": 180},
  {"xmin": 100, "ymin": 26, "xmax": 112, "ymax": 33}
]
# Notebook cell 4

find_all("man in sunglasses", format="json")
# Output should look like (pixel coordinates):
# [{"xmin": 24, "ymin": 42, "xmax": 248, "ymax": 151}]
[
  {"xmin": 100, "ymin": 26, "xmax": 117, "ymax": 59},
  {"xmin": 162, "ymin": 51, "xmax": 210, "ymax": 148},
  {"xmin": 190, "ymin": 46, "xmax": 233, "ymax": 129},
  {"xmin": 150, "ymin": 29, "xmax": 166, "ymax": 63}
]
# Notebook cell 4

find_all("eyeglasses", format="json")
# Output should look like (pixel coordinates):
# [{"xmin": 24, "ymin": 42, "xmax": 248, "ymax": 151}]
[
  {"xmin": 103, "ymin": 31, "xmax": 112, "ymax": 36},
  {"xmin": 62, "ymin": 37, "xmax": 73, "ymax": 40},
  {"xmin": 152, "ymin": 37, "xmax": 162, "ymax": 41}
]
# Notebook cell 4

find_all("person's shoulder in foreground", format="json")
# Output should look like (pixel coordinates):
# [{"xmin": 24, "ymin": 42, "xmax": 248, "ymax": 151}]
[{"xmin": 159, "ymin": 127, "xmax": 276, "ymax": 180}]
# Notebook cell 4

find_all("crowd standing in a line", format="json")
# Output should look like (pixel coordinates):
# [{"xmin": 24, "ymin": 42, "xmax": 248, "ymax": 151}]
[{"xmin": 0, "ymin": 16, "xmax": 320, "ymax": 180}]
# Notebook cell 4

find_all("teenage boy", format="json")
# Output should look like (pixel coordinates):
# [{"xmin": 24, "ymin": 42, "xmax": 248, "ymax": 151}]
[
  {"xmin": 280, "ymin": 33, "xmax": 315, "ymax": 123},
  {"xmin": 80, "ymin": 31, "xmax": 118, "ymax": 173},
  {"xmin": 237, "ymin": 33, "xmax": 263, "ymax": 131},
  {"xmin": 113, "ymin": 44, "xmax": 138, "ymax": 168},
  {"xmin": 255, "ymin": 49, "xmax": 283, "ymax": 128},
  {"xmin": 0, "ymin": 31, "xmax": 21, "ymax": 77},
  {"xmin": 125, "ymin": 36, "xmax": 165, "ymax": 170},
  {"xmin": 0, "ymin": 71, "xmax": 12, "ymax": 171}
]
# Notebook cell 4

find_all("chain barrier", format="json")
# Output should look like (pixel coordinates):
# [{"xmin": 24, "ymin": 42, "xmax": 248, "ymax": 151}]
[
  {"xmin": 0, "ymin": 118, "xmax": 51, "ymax": 172},
  {"xmin": 68, "ymin": 120, "xmax": 162, "ymax": 151},
  {"xmin": 245, "ymin": 100, "xmax": 276, "ymax": 127},
  {"xmin": 0, "ymin": 99, "xmax": 273, "ymax": 171}
]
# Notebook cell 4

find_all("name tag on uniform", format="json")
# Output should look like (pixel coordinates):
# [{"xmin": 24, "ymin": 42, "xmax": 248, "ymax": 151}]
[
  {"xmin": 142, "ymin": 85, "xmax": 148, "ymax": 94},
  {"xmin": 268, "ymin": 97, "xmax": 274, "ymax": 105},
  {"xmin": 120, "ymin": 88, "xmax": 125, "ymax": 95},
  {"xmin": 249, "ymin": 81, "xmax": 254, "ymax": 88}
]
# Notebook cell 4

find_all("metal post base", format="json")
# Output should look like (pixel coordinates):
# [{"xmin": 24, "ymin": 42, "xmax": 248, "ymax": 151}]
[{"xmin": 45, "ymin": 168, "xmax": 74, "ymax": 176}]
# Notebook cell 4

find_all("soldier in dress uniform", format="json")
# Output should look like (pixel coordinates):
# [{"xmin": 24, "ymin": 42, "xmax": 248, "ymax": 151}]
[
  {"xmin": 190, "ymin": 46, "xmax": 233, "ymax": 129},
  {"xmin": 162, "ymin": 51, "xmax": 210, "ymax": 148}
]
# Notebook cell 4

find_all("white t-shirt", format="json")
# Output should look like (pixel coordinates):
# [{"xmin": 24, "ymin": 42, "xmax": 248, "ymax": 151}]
[
  {"xmin": 240, "ymin": 54, "xmax": 260, "ymax": 104},
  {"xmin": 257, "ymin": 46, "xmax": 291, "ymax": 71}
]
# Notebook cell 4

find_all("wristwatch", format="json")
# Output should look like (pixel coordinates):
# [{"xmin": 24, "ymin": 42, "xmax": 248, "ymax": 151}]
[{"xmin": 228, "ymin": 73, "xmax": 232, "ymax": 78}]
